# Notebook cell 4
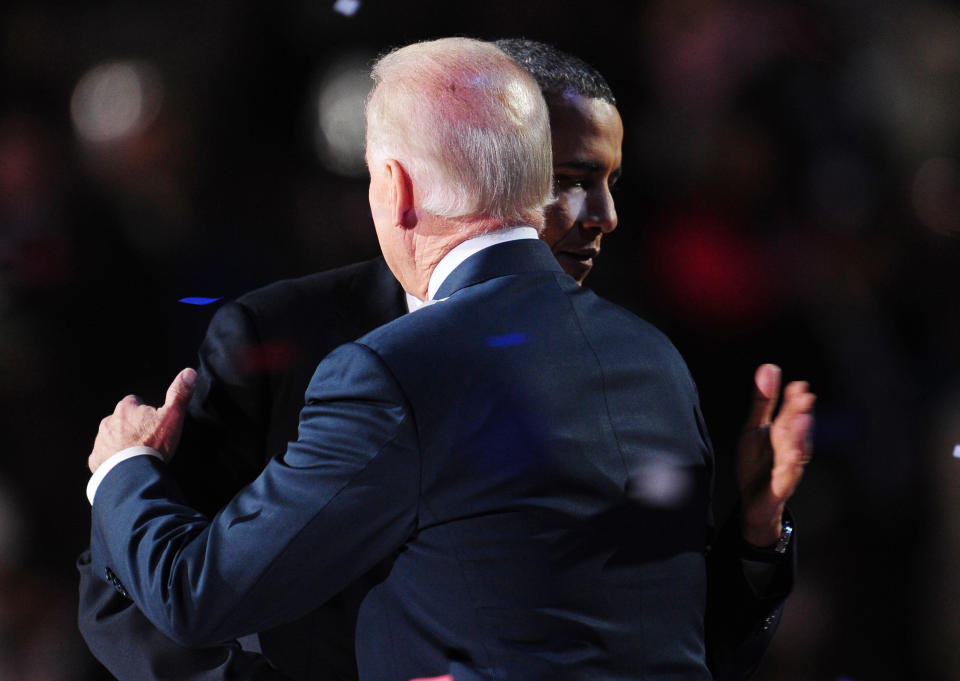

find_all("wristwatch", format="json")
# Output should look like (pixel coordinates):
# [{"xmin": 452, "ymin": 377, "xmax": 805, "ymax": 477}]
[
  {"xmin": 741, "ymin": 517, "xmax": 793, "ymax": 560},
  {"xmin": 772, "ymin": 518, "xmax": 793, "ymax": 554}
]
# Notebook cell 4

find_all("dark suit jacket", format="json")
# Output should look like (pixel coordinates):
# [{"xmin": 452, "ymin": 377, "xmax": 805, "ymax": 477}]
[
  {"xmin": 79, "ymin": 257, "xmax": 407, "ymax": 681},
  {"xmin": 87, "ymin": 239, "xmax": 793, "ymax": 681}
]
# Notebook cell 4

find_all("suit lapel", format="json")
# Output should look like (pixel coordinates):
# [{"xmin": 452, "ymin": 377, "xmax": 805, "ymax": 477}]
[{"xmin": 434, "ymin": 239, "xmax": 563, "ymax": 300}]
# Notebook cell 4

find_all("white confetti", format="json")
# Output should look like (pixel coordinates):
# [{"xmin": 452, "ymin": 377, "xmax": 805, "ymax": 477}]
[
  {"xmin": 333, "ymin": 0, "xmax": 361, "ymax": 17},
  {"xmin": 628, "ymin": 460, "xmax": 692, "ymax": 508}
]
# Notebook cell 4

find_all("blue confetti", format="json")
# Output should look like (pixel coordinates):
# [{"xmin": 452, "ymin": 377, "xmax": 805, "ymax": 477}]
[
  {"xmin": 486, "ymin": 332, "xmax": 529, "ymax": 348},
  {"xmin": 179, "ymin": 297, "xmax": 222, "ymax": 306}
]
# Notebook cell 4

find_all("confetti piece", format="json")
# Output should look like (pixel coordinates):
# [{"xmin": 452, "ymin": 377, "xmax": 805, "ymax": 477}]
[
  {"xmin": 628, "ymin": 461, "xmax": 693, "ymax": 508},
  {"xmin": 333, "ymin": 0, "xmax": 361, "ymax": 17},
  {"xmin": 486, "ymin": 332, "xmax": 529, "ymax": 348},
  {"xmin": 178, "ymin": 297, "xmax": 222, "ymax": 306}
]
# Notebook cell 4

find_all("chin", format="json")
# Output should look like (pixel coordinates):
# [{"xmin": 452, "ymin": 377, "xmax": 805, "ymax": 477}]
[
  {"xmin": 557, "ymin": 255, "xmax": 591, "ymax": 284},
  {"xmin": 564, "ymin": 267, "xmax": 590, "ymax": 285}
]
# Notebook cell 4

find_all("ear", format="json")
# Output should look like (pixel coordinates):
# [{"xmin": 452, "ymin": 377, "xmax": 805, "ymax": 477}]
[{"xmin": 386, "ymin": 159, "xmax": 417, "ymax": 229}]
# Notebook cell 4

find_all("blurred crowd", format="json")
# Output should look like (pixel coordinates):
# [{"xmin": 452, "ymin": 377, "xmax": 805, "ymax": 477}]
[{"xmin": 0, "ymin": 1, "xmax": 957, "ymax": 679}]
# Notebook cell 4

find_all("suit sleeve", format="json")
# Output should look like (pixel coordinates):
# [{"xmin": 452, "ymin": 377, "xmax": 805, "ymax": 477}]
[
  {"xmin": 78, "ymin": 550, "xmax": 294, "ymax": 681},
  {"xmin": 89, "ymin": 341, "xmax": 420, "ymax": 648},
  {"xmin": 704, "ymin": 507, "xmax": 796, "ymax": 681},
  {"xmin": 78, "ymin": 301, "xmax": 284, "ymax": 680},
  {"xmin": 688, "ymin": 373, "xmax": 795, "ymax": 681}
]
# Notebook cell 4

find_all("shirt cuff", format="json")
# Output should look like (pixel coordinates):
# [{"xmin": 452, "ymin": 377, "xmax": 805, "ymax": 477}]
[{"xmin": 87, "ymin": 446, "xmax": 164, "ymax": 505}]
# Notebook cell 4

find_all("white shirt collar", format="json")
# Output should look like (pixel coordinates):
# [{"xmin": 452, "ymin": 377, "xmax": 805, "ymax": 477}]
[
  {"xmin": 426, "ymin": 226, "xmax": 538, "ymax": 302},
  {"xmin": 405, "ymin": 291, "xmax": 427, "ymax": 312}
]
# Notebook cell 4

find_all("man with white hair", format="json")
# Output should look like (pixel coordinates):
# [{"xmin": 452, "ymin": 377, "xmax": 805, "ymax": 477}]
[{"xmin": 84, "ymin": 38, "xmax": 813, "ymax": 681}]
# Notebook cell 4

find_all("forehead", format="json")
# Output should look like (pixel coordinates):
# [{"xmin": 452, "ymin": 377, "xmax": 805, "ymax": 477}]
[{"xmin": 547, "ymin": 95, "xmax": 623, "ymax": 168}]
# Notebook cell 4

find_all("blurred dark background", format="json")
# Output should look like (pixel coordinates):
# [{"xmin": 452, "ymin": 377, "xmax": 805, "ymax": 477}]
[{"xmin": 1, "ymin": 1, "xmax": 958, "ymax": 679}]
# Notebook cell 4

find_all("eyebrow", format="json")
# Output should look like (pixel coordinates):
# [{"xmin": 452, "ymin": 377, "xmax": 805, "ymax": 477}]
[
  {"xmin": 555, "ymin": 160, "xmax": 603, "ymax": 172},
  {"xmin": 555, "ymin": 160, "xmax": 623, "ymax": 180}
]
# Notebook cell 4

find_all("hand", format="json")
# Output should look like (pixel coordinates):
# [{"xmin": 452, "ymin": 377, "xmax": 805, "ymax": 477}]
[
  {"xmin": 737, "ymin": 364, "xmax": 815, "ymax": 547},
  {"xmin": 88, "ymin": 368, "xmax": 197, "ymax": 473}
]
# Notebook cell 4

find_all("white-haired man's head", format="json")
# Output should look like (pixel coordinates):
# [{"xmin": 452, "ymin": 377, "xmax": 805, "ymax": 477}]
[{"xmin": 365, "ymin": 37, "xmax": 552, "ymax": 229}]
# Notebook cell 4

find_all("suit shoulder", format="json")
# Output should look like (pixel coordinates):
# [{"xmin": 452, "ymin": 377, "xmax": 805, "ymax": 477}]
[
  {"xmin": 228, "ymin": 257, "xmax": 396, "ymax": 320},
  {"xmin": 581, "ymin": 290, "xmax": 698, "ymax": 386},
  {"xmin": 580, "ymin": 287, "xmax": 673, "ymax": 342},
  {"xmin": 608, "ymin": 300, "xmax": 677, "ymax": 353}
]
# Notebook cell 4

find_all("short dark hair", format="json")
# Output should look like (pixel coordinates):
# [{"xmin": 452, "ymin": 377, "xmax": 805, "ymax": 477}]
[{"xmin": 494, "ymin": 38, "xmax": 616, "ymax": 106}]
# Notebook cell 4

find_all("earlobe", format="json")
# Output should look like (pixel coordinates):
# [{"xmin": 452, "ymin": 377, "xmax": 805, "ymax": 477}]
[
  {"xmin": 387, "ymin": 160, "xmax": 417, "ymax": 229},
  {"xmin": 400, "ymin": 206, "xmax": 417, "ymax": 229}
]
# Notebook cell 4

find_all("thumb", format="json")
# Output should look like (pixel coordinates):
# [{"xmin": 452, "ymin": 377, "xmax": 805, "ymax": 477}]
[
  {"xmin": 746, "ymin": 363, "xmax": 781, "ymax": 430},
  {"xmin": 163, "ymin": 368, "xmax": 197, "ymax": 412},
  {"xmin": 151, "ymin": 368, "xmax": 196, "ymax": 460},
  {"xmin": 157, "ymin": 368, "xmax": 196, "ymax": 431}
]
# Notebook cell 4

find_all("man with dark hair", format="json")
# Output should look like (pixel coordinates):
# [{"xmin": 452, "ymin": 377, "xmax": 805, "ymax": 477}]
[
  {"xmin": 495, "ymin": 38, "xmax": 621, "ymax": 285},
  {"xmin": 494, "ymin": 37, "xmax": 803, "ymax": 679},
  {"xmin": 79, "ymin": 38, "xmax": 809, "ymax": 681}
]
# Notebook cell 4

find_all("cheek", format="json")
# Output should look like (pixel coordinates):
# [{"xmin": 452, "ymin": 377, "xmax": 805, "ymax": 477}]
[{"xmin": 543, "ymin": 192, "xmax": 581, "ymax": 247}]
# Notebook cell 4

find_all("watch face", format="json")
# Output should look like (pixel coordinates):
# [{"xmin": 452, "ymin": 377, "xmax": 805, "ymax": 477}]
[{"xmin": 774, "ymin": 521, "xmax": 793, "ymax": 554}]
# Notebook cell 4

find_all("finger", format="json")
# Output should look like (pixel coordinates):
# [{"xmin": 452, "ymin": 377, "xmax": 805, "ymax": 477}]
[
  {"xmin": 116, "ymin": 394, "xmax": 143, "ymax": 413},
  {"xmin": 785, "ymin": 411, "xmax": 814, "ymax": 456},
  {"xmin": 773, "ymin": 392, "xmax": 814, "ymax": 459},
  {"xmin": 771, "ymin": 412, "xmax": 814, "ymax": 498},
  {"xmin": 777, "ymin": 382, "xmax": 816, "ymax": 422},
  {"xmin": 793, "ymin": 411, "xmax": 815, "ymax": 463},
  {"xmin": 746, "ymin": 363, "xmax": 781, "ymax": 430},
  {"xmin": 162, "ymin": 368, "xmax": 197, "ymax": 413}
]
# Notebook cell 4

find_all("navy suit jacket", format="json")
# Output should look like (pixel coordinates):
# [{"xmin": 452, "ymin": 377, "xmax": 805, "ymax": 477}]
[{"xmin": 86, "ymin": 241, "xmax": 792, "ymax": 681}]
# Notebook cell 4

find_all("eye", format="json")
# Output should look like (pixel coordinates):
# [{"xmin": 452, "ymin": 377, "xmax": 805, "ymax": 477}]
[
  {"xmin": 608, "ymin": 170, "xmax": 622, "ymax": 191},
  {"xmin": 554, "ymin": 174, "xmax": 587, "ymax": 190}
]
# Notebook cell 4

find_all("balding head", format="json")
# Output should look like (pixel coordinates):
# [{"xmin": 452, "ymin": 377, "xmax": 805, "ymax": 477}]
[{"xmin": 366, "ymin": 38, "xmax": 552, "ymax": 229}]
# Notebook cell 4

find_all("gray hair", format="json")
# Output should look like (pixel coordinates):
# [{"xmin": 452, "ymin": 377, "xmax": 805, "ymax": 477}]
[{"xmin": 366, "ymin": 38, "xmax": 552, "ymax": 228}]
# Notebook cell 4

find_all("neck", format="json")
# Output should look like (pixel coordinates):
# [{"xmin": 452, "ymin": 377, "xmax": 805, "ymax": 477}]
[{"xmin": 402, "ymin": 215, "xmax": 511, "ymax": 299}]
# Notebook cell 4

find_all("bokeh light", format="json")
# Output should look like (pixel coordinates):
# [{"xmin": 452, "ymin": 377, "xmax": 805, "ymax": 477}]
[
  {"xmin": 311, "ymin": 53, "xmax": 373, "ymax": 177},
  {"xmin": 629, "ymin": 460, "xmax": 693, "ymax": 508},
  {"xmin": 70, "ymin": 60, "xmax": 163, "ymax": 145}
]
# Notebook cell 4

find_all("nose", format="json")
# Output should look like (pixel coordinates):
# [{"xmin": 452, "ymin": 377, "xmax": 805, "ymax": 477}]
[{"xmin": 581, "ymin": 185, "xmax": 618, "ymax": 234}]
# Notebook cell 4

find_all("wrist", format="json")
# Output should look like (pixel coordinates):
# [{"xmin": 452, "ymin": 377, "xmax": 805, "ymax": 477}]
[
  {"xmin": 741, "ymin": 517, "xmax": 793, "ymax": 558},
  {"xmin": 742, "ymin": 518, "xmax": 783, "ymax": 548},
  {"xmin": 87, "ymin": 446, "xmax": 164, "ymax": 505}
]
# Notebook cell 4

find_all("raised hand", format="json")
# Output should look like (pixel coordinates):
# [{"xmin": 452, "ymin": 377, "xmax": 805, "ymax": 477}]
[
  {"xmin": 737, "ymin": 364, "xmax": 815, "ymax": 547},
  {"xmin": 88, "ymin": 368, "xmax": 197, "ymax": 473}
]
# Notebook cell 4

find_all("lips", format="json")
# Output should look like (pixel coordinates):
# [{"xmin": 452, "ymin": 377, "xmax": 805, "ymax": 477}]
[
  {"xmin": 555, "ymin": 249, "xmax": 598, "ymax": 283},
  {"xmin": 558, "ymin": 248, "xmax": 599, "ymax": 263}
]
